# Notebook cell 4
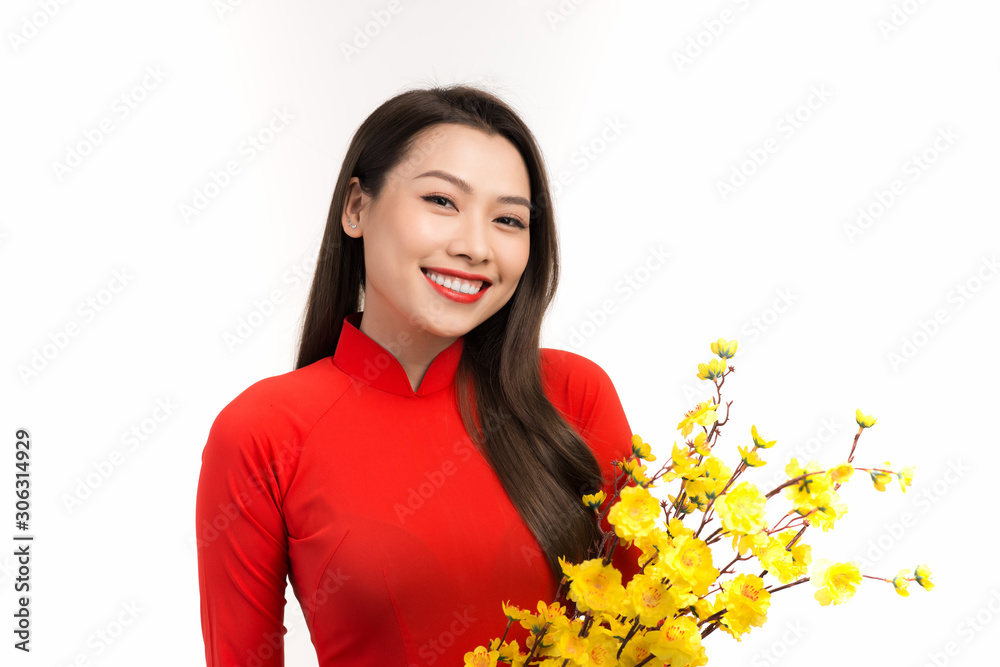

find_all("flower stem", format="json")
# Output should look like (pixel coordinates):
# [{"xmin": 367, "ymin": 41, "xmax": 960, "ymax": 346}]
[
  {"xmin": 497, "ymin": 619, "xmax": 513, "ymax": 649},
  {"xmin": 523, "ymin": 623, "xmax": 550, "ymax": 663},
  {"xmin": 765, "ymin": 471, "xmax": 827, "ymax": 500},
  {"xmin": 847, "ymin": 427, "xmax": 863, "ymax": 463},
  {"xmin": 767, "ymin": 577, "xmax": 810, "ymax": 594},
  {"xmin": 616, "ymin": 617, "xmax": 644, "ymax": 659}
]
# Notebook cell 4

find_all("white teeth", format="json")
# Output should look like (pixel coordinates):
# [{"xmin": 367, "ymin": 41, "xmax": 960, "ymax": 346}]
[{"xmin": 423, "ymin": 270, "xmax": 484, "ymax": 294}]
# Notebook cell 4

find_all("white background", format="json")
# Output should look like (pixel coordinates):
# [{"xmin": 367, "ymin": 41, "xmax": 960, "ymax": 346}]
[{"xmin": 2, "ymin": 0, "xmax": 997, "ymax": 665}]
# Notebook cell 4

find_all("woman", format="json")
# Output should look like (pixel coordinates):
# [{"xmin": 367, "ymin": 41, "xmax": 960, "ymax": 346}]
[{"xmin": 195, "ymin": 84, "xmax": 642, "ymax": 666}]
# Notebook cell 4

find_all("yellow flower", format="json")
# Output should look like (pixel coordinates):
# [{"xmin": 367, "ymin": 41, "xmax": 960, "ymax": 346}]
[
  {"xmin": 914, "ymin": 564, "xmax": 934, "ymax": 591},
  {"xmin": 784, "ymin": 458, "xmax": 844, "ymax": 530},
  {"xmin": 778, "ymin": 529, "xmax": 812, "ymax": 570},
  {"xmin": 634, "ymin": 526, "xmax": 672, "ymax": 566},
  {"xmin": 463, "ymin": 646, "xmax": 499, "ymax": 667},
  {"xmin": 523, "ymin": 636, "xmax": 551, "ymax": 661},
  {"xmin": 668, "ymin": 492, "xmax": 697, "ymax": 516},
  {"xmin": 535, "ymin": 600, "xmax": 566, "ymax": 624},
  {"xmin": 631, "ymin": 433, "xmax": 657, "ymax": 461},
  {"xmin": 738, "ymin": 444, "xmax": 766, "ymax": 467},
  {"xmin": 755, "ymin": 536, "xmax": 806, "ymax": 585},
  {"xmin": 684, "ymin": 456, "xmax": 732, "ymax": 508},
  {"xmin": 671, "ymin": 441, "xmax": 704, "ymax": 479},
  {"xmin": 750, "ymin": 424, "xmax": 776, "ymax": 449},
  {"xmin": 515, "ymin": 611, "xmax": 545, "ymax": 636},
  {"xmin": 660, "ymin": 534, "xmax": 719, "ymax": 596},
  {"xmin": 711, "ymin": 337, "xmax": 738, "ymax": 359},
  {"xmin": 667, "ymin": 516, "xmax": 695, "ymax": 540},
  {"xmin": 719, "ymin": 574, "xmax": 771, "ymax": 639},
  {"xmin": 808, "ymin": 495, "xmax": 848, "ymax": 533},
  {"xmin": 496, "ymin": 639, "xmax": 523, "ymax": 664},
  {"xmin": 651, "ymin": 615, "xmax": 706, "ymax": 666},
  {"xmin": 620, "ymin": 458, "xmax": 651, "ymax": 487},
  {"xmin": 693, "ymin": 597, "xmax": 720, "ymax": 623},
  {"xmin": 828, "ymin": 463, "xmax": 854, "ymax": 484},
  {"xmin": 892, "ymin": 569, "xmax": 911, "ymax": 597},
  {"xmin": 516, "ymin": 600, "xmax": 565, "ymax": 635},
  {"xmin": 582, "ymin": 490, "xmax": 606, "ymax": 511},
  {"xmin": 558, "ymin": 557, "xmax": 626, "ymax": 614},
  {"xmin": 617, "ymin": 630, "xmax": 660, "ymax": 667},
  {"xmin": 501, "ymin": 600, "xmax": 530, "ymax": 623},
  {"xmin": 811, "ymin": 560, "xmax": 862, "ymax": 606},
  {"xmin": 785, "ymin": 457, "xmax": 805, "ymax": 479},
  {"xmin": 714, "ymin": 481, "xmax": 767, "ymax": 536},
  {"xmin": 692, "ymin": 431, "xmax": 712, "ymax": 456},
  {"xmin": 697, "ymin": 358, "xmax": 728, "ymax": 381},
  {"xmin": 624, "ymin": 572, "xmax": 677, "ymax": 625},
  {"xmin": 897, "ymin": 466, "xmax": 916, "ymax": 493},
  {"xmin": 677, "ymin": 400, "xmax": 720, "ymax": 437},
  {"xmin": 608, "ymin": 485, "xmax": 661, "ymax": 542},
  {"xmin": 581, "ymin": 625, "xmax": 620, "ymax": 667},
  {"xmin": 855, "ymin": 408, "xmax": 877, "ymax": 428},
  {"xmin": 549, "ymin": 615, "xmax": 589, "ymax": 663},
  {"xmin": 870, "ymin": 463, "xmax": 894, "ymax": 492},
  {"xmin": 732, "ymin": 531, "xmax": 768, "ymax": 557}
]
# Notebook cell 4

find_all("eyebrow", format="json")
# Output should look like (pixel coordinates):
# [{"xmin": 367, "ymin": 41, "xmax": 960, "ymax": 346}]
[{"xmin": 413, "ymin": 170, "xmax": 534, "ymax": 214}]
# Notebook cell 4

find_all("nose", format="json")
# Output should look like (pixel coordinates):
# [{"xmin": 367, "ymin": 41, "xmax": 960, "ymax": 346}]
[{"xmin": 446, "ymin": 210, "xmax": 491, "ymax": 265}]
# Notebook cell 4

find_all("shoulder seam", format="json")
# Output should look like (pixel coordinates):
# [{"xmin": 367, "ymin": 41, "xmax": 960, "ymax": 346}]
[{"xmin": 278, "ymin": 375, "xmax": 358, "ymax": 508}]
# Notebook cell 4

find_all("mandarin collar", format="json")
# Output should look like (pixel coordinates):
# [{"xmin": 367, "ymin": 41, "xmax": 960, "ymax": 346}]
[{"xmin": 332, "ymin": 312, "xmax": 464, "ymax": 398}]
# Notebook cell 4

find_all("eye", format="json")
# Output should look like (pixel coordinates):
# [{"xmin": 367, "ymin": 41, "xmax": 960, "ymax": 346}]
[
  {"xmin": 422, "ymin": 194, "xmax": 527, "ymax": 229},
  {"xmin": 423, "ymin": 194, "xmax": 454, "ymax": 209},
  {"xmin": 496, "ymin": 215, "xmax": 527, "ymax": 229}
]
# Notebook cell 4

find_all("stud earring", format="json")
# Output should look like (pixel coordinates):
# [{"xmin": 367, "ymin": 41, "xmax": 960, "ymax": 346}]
[{"xmin": 348, "ymin": 217, "xmax": 357, "ymax": 229}]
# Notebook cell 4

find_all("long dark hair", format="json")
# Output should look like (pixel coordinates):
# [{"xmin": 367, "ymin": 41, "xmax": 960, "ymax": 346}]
[{"xmin": 294, "ymin": 84, "xmax": 605, "ymax": 580}]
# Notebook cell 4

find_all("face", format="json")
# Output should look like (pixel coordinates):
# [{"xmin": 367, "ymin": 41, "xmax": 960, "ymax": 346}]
[{"xmin": 343, "ymin": 123, "xmax": 532, "ymax": 348}]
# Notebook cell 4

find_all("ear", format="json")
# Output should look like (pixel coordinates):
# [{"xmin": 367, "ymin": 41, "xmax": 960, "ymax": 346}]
[{"xmin": 342, "ymin": 177, "xmax": 366, "ymax": 237}]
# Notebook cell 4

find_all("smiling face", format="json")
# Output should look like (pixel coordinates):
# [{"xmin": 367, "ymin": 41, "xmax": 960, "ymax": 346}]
[{"xmin": 342, "ymin": 123, "xmax": 532, "ymax": 350}]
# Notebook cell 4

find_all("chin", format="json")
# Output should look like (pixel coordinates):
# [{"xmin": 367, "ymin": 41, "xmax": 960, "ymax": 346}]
[
  {"xmin": 415, "ymin": 309, "xmax": 488, "ymax": 338},
  {"xmin": 425, "ymin": 319, "xmax": 479, "ymax": 339}
]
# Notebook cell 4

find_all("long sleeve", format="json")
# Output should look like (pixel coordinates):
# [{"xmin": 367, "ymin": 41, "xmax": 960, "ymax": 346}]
[{"xmin": 196, "ymin": 391, "xmax": 291, "ymax": 666}]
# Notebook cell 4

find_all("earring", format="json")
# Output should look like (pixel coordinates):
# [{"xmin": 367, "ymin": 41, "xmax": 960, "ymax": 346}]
[{"xmin": 348, "ymin": 217, "xmax": 357, "ymax": 229}]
